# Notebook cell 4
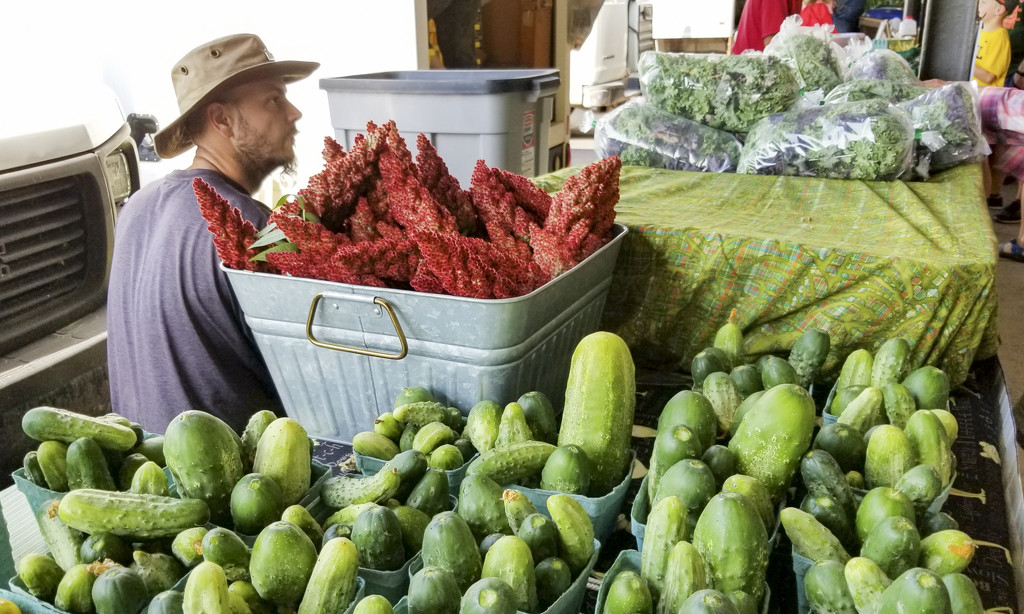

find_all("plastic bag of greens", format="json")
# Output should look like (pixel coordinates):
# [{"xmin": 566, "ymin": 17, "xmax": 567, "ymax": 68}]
[
  {"xmin": 898, "ymin": 82, "xmax": 989, "ymax": 179},
  {"xmin": 824, "ymin": 78, "xmax": 933, "ymax": 105},
  {"xmin": 844, "ymin": 48, "xmax": 918, "ymax": 82},
  {"xmin": 594, "ymin": 99, "xmax": 743, "ymax": 172},
  {"xmin": 737, "ymin": 99, "xmax": 916, "ymax": 180},
  {"xmin": 764, "ymin": 17, "xmax": 843, "ymax": 98},
  {"xmin": 638, "ymin": 50, "xmax": 800, "ymax": 133}
]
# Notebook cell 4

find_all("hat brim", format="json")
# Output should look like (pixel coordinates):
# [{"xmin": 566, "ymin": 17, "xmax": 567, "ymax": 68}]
[{"xmin": 154, "ymin": 59, "xmax": 320, "ymax": 159}]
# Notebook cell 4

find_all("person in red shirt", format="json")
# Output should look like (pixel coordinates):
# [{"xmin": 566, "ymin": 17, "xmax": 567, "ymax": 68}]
[
  {"xmin": 800, "ymin": 0, "xmax": 836, "ymax": 28},
  {"xmin": 733, "ymin": 0, "xmax": 802, "ymax": 54}
]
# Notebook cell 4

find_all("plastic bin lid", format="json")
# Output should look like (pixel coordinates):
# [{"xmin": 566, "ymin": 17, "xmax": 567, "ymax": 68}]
[{"xmin": 320, "ymin": 69, "xmax": 560, "ymax": 95}]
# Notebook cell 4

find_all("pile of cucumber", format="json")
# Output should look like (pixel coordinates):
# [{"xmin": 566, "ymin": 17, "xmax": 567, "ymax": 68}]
[{"xmin": 14, "ymin": 406, "xmax": 335, "ymax": 614}]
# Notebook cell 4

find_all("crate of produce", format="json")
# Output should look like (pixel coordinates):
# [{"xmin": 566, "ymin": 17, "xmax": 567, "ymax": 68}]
[
  {"xmin": 320, "ymin": 69, "xmax": 560, "ymax": 186},
  {"xmin": 222, "ymin": 224, "xmax": 627, "ymax": 444}
]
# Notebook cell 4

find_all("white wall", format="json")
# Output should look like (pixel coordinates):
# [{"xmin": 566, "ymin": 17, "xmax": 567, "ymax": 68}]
[{"xmin": 1, "ymin": 0, "xmax": 428, "ymax": 194}]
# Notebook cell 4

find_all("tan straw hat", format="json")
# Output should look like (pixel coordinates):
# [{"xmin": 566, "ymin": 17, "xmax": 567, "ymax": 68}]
[{"xmin": 154, "ymin": 33, "xmax": 319, "ymax": 158}]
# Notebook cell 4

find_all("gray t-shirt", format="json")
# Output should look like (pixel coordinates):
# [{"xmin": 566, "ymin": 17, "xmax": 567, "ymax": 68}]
[{"xmin": 106, "ymin": 169, "xmax": 281, "ymax": 432}]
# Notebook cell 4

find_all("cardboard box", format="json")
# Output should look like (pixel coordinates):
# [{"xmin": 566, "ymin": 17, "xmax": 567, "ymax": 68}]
[{"xmin": 481, "ymin": 0, "xmax": 553, "ymax": 68}]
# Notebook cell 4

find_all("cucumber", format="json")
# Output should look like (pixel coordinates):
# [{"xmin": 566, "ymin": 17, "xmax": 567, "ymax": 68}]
[
  {"xmin": 878, "ymin": 567, "xmax": 952, "ymax": 613},
  {"xmin": 393, "ymin": 401, "xmax": 450, "ymax": 428},
  {"xmin": 759, "ymin": 356, "xmax": 799, "ymax": 389},
  {"xmin": 829, "ymin": 385, "xmax": 869, "ymax": 417},
  {"xmin": 131, "ymin": 550, "xmax": 185, "ymax": 599},
  {"xmin": 844, "ymin": 557, "xmax": 890, "ymax": 614},
  {"xmin": 871, "ymin": 338, "xmax": 912, "ymax": 389},
  {"xmin": 22, "ymin": 451, "xmax": 48, "ymax": 487},
  {"xmin": 813, "ymin": 422, "xmax": 867, "ymax": 474},
  {"xmin": 58, "ymin": 488, "xmax": 210, "ymax": 539},
  {"xmin": 919, "ymin": 530, "xmax": 975, "ymax": 575},
  {"xmin": 393, "ymin": 505, "xmax": 432, "ymax": 556},
  {"xmin": 183, "ymin": 561, "xmax": 231, "ymax": 614},
  {"xmin": 678, "ymin": 588, "xmax": 742, "ymax": 613},
  {"xmin": 230, "ymin": 473, "xmax": 285, "ymax": 536},
  {"xmin": 800, "ymin": 495, "xmax": 857, "ymax": 553},
  {"xmin": 250, "ymin": 521, "xmax": 318, "ymax": 609},
  {"xmin": 941, "ymin": 573, "xmax": 984, "ymax": 614},
  {"xmin": 837, "ymin": 349, "xmax": 874, "ymax": 390},
  {"xmin": 558, "ymin": 331, "xmax": 636, "ymax": 496},
  {"xmin": 904, "ymin": 410, "xmax": 953, "ymax": 487},
  {"xmin": 693, "ymin": 492, "xmax": 769, "ymax": 602},
  {"xmin": 171, "ymin": 527, "xmax": 209, "ymax": 568},
  {"xmin": 464, "ymin": 401, "xmax": 503, "ymax": 454},
  {"xmin": 780, "ymin": 507, "xmax": 850, "ymax": 563},
  {"xmin": 352, "ymin": 432, "xmax": 400, "ymax": 460},
  {"xmin": 728, "ymin": 384, "xmax": 816, "ymax": 502},
  {"xmin": 536, "ymin": 557, "xmax": 573, "ymax": 612},
  {"xmin": 641, "ymin": 495, "xmax": 688, "ymax": 603},
  {"xmin": 729, "ymin": 365, "xmax": 764, "ymax": 398},
  {"xmin": 408, "ymin": 566, "xmax": 462, "ymax": 614},
  {"xmin": 420, "ymin": 511, "xmax": 482, "ymax": 592},
  {"xmin": 373, "ymin": 412, "xmax": 403, "ymax": 442},
  {"xmin": 319, "ymin": 468, "xmax": 401, "ymax": 509},
  {"xmin": 894, "ymin": 464, "xmax": 943, "ymax": 519},
  {"xmin": 654, "ymin": 459, "xmax": 715, "ymax": 538},
  {"xmin": 701, "ymin": 445, "xmax": 737, "ymax": 491},
  {"xmin": 691, "ymin": 348, "xmax": 730, "ymax": 390},
  {"xmin": 657, "ymin": 390, "xmax": 717, "ymax": 452},
  {"xmin": 252, "ymin": 417, "xmax": 311, "ymax": 507},
  {"xmin": 297, "ymin": 537, "xmax": 360, "ymax": 614},
  {"xmin": 378, "ymin": 449, "xmax": 428, "ymax": 501},
  {"xmin": 540, "ymin": 444, "xmax": 592, "ymax": 495},
  {"xmin": 503, "ymin": 488, "xmax": 540, "ymax": 535},
  {"xmin": 240, "ymin": 410, "xmax": 278, "ymax": 469},
  {"xmin": 789, "ymin": 327, "xmax": 831, "ymax": 388},
  {"xmin": 517, "ymin": 391, "xmax": 558, "ymax": 445},
  {"xmin": 481, "ymin": 536, "xmax": 537, "ymax": 613},
  {"xmin": 164, "ymin": 410, "xmax": 245, "ymax": 526},
  {"xmin": 457, "ymin": 474, "xmax": 510, "ymax": 541},
  {"xmin": 731, "ymin": 391, "xmax": 765, "ymax": 437},
  {"xmin": 130, "ymin": 461, "xmax": 170, "ymax": 496},
  {"xmin": 428, "ymin": 445, "xmax": 464, "ymax": 470},
  {"xmin": 467, "ymin": 441, "xmax": 556, "ymax": 486},
  {"xmin": 34, "ymin": 498, "xmax": 84, "ymax": 572},
  {"xmin": 804, "ymin": 559, "xmax": 857, "ymax": 614},
  {"xmin": 800, "ymin": 449, "xmax": 858, "ymax": 529},
  {"xmin": 81, "ymin": 531, "xmax": 132, "ymax": 567},
  {"xmin": 37, "ymin": 440, "xmax": 70, "ymax": 492},
  {"xmin": 406, "ymin": 467, "xmax": 452, "ymax": 517},
  {"xmin": 929, "ymin": 409, "xmax": 959, "ymax": 444},
  {"xmin": 860, "ymin": 516, "xmax": 921, "ymax": 580},
  {"xmin": 412, "ymin": 421, "xmax": 458, "ymax": 455},
  {"xmin": 881, "ymin": 382, "xmax": 917, "ymax": 429},
  {"xmin": 659, "ymin": 540, "xmax": 708, "ymax": 614},
  {"xmin": 351, "ymin": 505, "xmax": 405, "ymax": 572},
  {"xmin": 854, "ymin": 487, "xmax": 916, "ymax": 544},
  {"xmin": 902, "ymin": 366, "xmax": 950, "ymax": 410},
  {"xmin": 92, "ymin": 566, "xmax": 149, "ymax": 614},
  {"xmin": 702, "ymin": 372, "xmax": 744, "ymax": 436},
  {"xmin": 55, "ymin": 563, "xmax": 97, "ymax": 613},
  {"xmin": 547, "ymin": 494, "xmax": 595, "ymax": 574},
  {"xmin": 864, "ymin": 425, "xmax": 917, "ymax": 490},
  {"xmin": 720, "ymin": 474, "xmax": 774, "ymax": 536},
  {"xmin": 919, "ymin": 511, "xmax": 960, "ymax": 537},
  {"xmin": 604, "ymin": 570, "xmax": 654, "ymax": 614},
  {"xmin": 354, "ymin": 595, "xmax": 396, "ymax": 614},
  {"xmin": 393, "ymin": 386, "xmax": 435, "ymax": 408},
  {"xmin": 713, "ymin": 310, "xmax": 744, "ymax": 369},
  {"xmin": 648, "ymin": 424, "xmax": 703, "ymax": 507},
  {"xmin": 66, "ymin": 437, "xmax": 117, "ymax": 491},
  {"xmin": 23, "ymin": 407, "xmax": 138, "ymax": 451},
  {"xmin": 517, "ymin": 513, "xmax": 558, "ymax": 564},
  {"xmin": 461, "ymin": 577, "xmax": 517, "ymax": 614},
  {"xmin": 837, "ymin": 386, "xmax": 886, "ymax": 433},
  {"xmin": 496, "ymin": 403, "xmax": 533, "ymax": 448},
  {"xmin": 282, "ymin": 505, "xmax": 324, "ymax": 551}
]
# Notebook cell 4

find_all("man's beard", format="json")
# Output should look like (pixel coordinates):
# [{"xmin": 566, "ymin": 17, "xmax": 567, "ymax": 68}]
[{"xmin": 235, "ymin": 117, "xmax": 297, "ymax": 190}]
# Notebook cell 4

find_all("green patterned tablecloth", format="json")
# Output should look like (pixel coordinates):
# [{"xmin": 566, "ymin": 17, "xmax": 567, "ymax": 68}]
[{"xmin": 535, "ymin": 163, "xmax": 998, "ymax": 387}]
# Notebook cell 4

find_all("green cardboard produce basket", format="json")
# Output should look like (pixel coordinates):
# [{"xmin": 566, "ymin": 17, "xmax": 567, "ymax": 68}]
[
  {"xmin": 360, "ymin": 553, "xmax": 421, "ymax": 605},
  {"xmin": 0, "ymin": 585, "xmax": 63, "ymax": 613},
  {"xmin": 513, "ymin": 453, "xmax": 635, "ymax": 542}
]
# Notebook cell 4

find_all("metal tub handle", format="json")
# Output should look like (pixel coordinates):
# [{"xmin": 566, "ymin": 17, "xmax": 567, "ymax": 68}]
[{"xmin": 305, "ymin": 291, "xmax": 408, "ymax": 360}]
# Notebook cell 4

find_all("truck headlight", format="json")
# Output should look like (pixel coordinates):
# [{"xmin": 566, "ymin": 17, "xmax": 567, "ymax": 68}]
[{"xmin": 105, "ymin": 150, "xmax": 132, "ymax": 203}]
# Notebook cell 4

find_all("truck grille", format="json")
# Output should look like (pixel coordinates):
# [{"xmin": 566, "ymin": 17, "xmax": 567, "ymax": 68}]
[{"xmin": 0, "ymin": 177, "xmax": 90, "ymax": 322}]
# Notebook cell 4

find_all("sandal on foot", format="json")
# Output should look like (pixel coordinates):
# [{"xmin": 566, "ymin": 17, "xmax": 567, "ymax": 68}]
[{"xmin": 999, "ymin": 238, "xmax": 1024, "ymax": 262}]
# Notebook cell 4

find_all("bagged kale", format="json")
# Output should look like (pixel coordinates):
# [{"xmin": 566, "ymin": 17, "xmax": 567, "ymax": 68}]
[
  {"xmin": 638, "ymin": 51, "xmax": 800, "ymax": 133},
  {"xmin": 844, "ymin": 49, "xmax": 917, "ymax": 82},
  {"xmin": 824, "ymin": 78, "xmax": 933, "ymax": 105},
  {"xmin": 594, "ymin": 99, "xmax": 743, "ymax": 172},
  {"xmin": 764, "ymin": 21, "xmax": 843, "ymax": 97},
  {"xmin": 898, "ymin": 82, "xmax": 989, "ymax": 178},
  {"xmin": 737, "ymin": 99, "xmax": 915, "ymax": 180}
]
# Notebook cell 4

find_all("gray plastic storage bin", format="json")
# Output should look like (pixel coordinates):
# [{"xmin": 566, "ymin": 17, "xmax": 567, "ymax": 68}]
[
  {"xmin": 320, "ymin": 69, "xmax": 560, "ymax": 186},
  {"xmin": 222, "ymin": 225, "xmax": 627, "ymax": 443}
]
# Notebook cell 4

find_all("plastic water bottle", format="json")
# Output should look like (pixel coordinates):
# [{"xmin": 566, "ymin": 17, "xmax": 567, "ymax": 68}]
[{"xmin": 898, "ymin": 16, "xmax": 918, "ymax": 38}]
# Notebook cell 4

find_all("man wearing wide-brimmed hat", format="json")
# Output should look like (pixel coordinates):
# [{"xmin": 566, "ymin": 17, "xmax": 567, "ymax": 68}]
[{"xmin": 106, "ymin": 34, "xmax": 319, "ymax": 432}]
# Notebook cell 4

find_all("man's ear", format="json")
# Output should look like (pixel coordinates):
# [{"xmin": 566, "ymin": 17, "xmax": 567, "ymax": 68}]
[{"xmin": 206, "ymin": 102, "xmax": 236, "ymax": 139}]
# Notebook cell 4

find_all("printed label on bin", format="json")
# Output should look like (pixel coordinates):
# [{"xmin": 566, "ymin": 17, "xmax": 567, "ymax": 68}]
[{"xmin": 521, "ymin": 110, "xmax": 536, "ymax": 175}]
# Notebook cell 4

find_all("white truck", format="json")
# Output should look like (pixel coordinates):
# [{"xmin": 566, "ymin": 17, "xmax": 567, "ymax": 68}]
[{"xmin": 0, "ymin": 85, "xmax": 147, "ymax": 485}]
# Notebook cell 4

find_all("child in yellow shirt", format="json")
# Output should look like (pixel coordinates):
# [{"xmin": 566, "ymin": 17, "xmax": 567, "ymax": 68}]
[{"xmin": 976, "ymin": 0, "xmax": 1017, "ymax": 86}]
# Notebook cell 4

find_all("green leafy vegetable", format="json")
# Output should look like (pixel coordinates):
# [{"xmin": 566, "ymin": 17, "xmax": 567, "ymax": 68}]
[
  {"xmin": 845, "ymin": 49, "xmax": 917, "ymax": 82},
  {"xmin": 638, "ymin": 51, "xmax": 800, "ymax": 133},
  {"xmin": 766, "ymin": 34, "xmax": 842, "ymax": 96},
  {"xmin": 595, "ymin": 100, "xmax": 743, "ymax": 172},
  {"xmin": 737, "ymin": 99, "xmax": 916, "ymax": 180},
  {"xmin": 824, "ymin": 78, "xmax": 932, "ymax": 105},
  {"xmin": 898, "ymin": 82, "xmax": 988, "ymax": 178}
]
